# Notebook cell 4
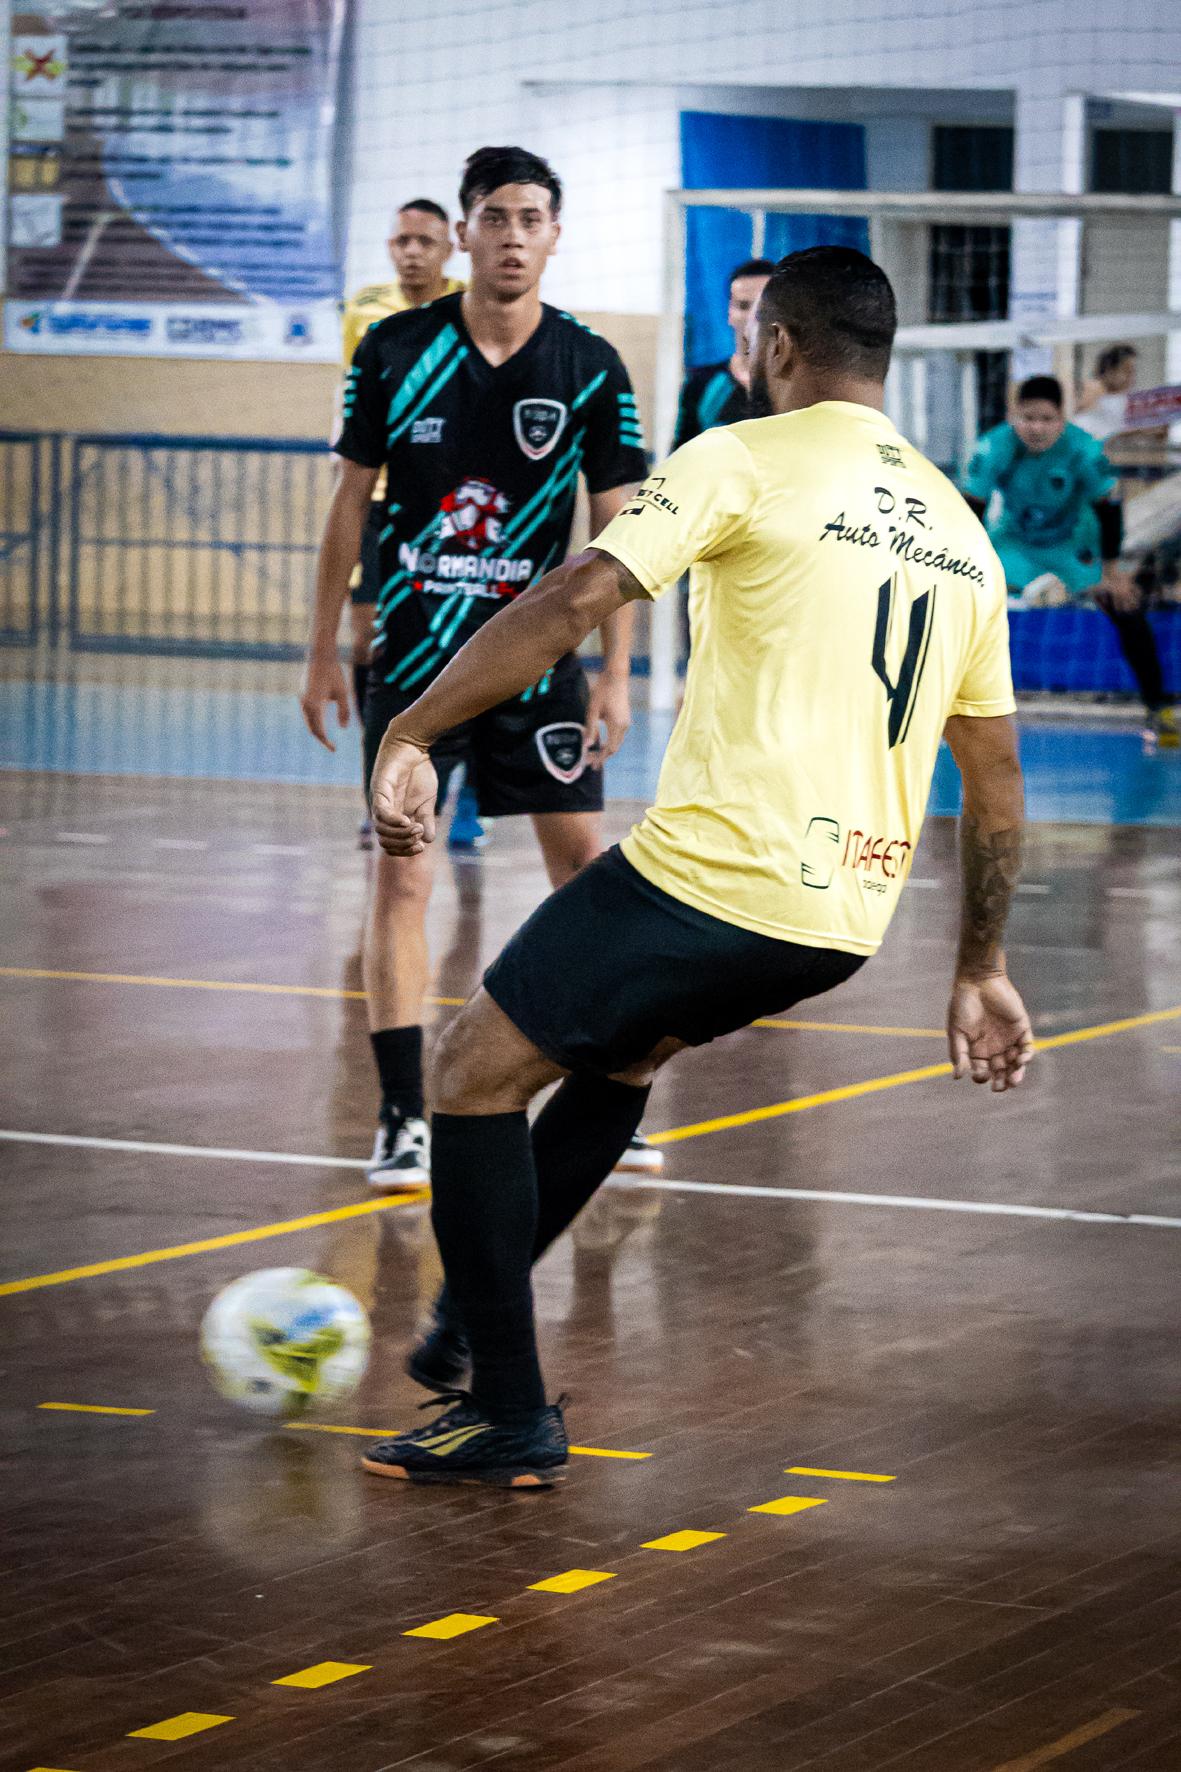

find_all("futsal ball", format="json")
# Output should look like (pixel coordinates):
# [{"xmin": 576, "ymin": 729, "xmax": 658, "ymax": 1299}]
[{"xmin": 200, "ymin": 1267, "xmax": 370, "ymax": 1418}]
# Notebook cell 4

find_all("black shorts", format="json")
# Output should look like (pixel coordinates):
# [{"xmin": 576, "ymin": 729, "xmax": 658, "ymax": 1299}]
[
  {"xmin": 363, "ymin": 658, "xmax": 604, "ymax": 819},
  {"xmin": 351, "ymin": 504, "xmax": 382, "ymax": 606},
  {"xmin": 484, "ymin": 846, "xmax": 866, "ymax": 1075}
]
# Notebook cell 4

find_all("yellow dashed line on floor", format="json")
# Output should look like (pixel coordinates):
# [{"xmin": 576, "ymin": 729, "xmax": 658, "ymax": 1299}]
[
  {"xmin": 529, "ymin": 1569, "xmax": 617, "ymax": 1594},
  {"xmin": 642, "ymin": 1529, "xmax": 726, "ymax": 1552},
  {"xmin": 272, "ymin": 1661, "xmax": 370, "ymax": 1689},
  {"xmin": 38, "ymin": 1402, "xmax": 154, "ymax": 1417},
  {"xmin": 786, "ymin": 1465, "xmax": 896, "ymax": 1482},
  {"xmin": 749, "ymin": 1495, "xmax": 828, "ymax": 1517},
  {"xmin": 404, "ymin": 1613, "xmax": 498, "ymax": 1641},
  {"xmin": 128, "ymin": 1711, "xmax": 233, "ymax": 1741}
]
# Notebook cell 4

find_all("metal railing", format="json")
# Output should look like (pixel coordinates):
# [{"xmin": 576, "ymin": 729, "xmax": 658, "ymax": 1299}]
[{"xmin": 1, "ymin": 431, "xmax": 333, "ymax": 659}]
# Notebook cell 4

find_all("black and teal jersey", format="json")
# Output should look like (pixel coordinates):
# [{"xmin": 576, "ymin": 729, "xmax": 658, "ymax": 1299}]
[
  {"xmin": 336, "ymin": 292, "xmax": 647, "ymax": 692},
  {"xmin": 672, "ymin": 360, "xmax": 749, "ymax": 449}
]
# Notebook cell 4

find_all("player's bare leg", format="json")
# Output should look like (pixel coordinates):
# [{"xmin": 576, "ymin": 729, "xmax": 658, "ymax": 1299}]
[{"xmin": 530, "ymin": 810, "xmax": 601, "ymax": 888}]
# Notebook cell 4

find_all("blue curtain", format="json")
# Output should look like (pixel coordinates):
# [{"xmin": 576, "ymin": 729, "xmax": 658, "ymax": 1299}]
[{"xmin": 680, "ymin": 111, "xmax": 868, "ymax": 367}]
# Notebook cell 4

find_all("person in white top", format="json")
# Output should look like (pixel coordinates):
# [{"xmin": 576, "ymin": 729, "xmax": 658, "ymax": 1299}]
[{"xmin": 1074, "ymin": 343, "xmax": 1137, "ymax": 442}]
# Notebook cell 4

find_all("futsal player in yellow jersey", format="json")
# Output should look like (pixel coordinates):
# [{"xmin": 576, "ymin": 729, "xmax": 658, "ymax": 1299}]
[{"xmin": 359, "ymin": 246, "xmax": 1034, "ymax": 1489}]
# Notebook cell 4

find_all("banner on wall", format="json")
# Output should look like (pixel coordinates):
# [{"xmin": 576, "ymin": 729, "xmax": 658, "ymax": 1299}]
[{"xmin": 5, "ymin": 1, "xmax": 347, "ymax": 360}]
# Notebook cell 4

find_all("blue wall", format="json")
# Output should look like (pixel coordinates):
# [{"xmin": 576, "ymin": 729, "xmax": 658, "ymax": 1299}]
[{"xmin": 680, "ymin": 111, "xmax": 868, "ymax": 367}]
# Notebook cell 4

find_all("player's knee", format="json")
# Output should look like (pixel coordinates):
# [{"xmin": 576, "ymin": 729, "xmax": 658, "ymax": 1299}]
[
  {"xmin": 432, "ymin": 1013, "xmax": 505, "ymax": 1113},
  {"xmin": 371, "ymin": 851, "xmax": 433, "ymax": 916}
]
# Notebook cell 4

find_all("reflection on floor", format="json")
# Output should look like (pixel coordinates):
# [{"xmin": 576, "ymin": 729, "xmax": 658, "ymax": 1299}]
[
  {"xmin": 2, "ymin": 652, "xmax": 1180, "ymax": 823},
  {"xmin": 2, "ymin": 749, "xmax": 1180, "ymax": 1769}
]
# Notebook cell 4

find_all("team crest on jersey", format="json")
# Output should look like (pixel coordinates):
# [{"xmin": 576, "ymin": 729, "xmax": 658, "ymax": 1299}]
[
  {"xmin": 439, "ymin": 478, "xmax": 511, "ymax": 549},
  {"xmin": 535, "ymin": 722, "xmax": 586, "ymax": 784},
  {"xmin": 514, "ymin": 398, "xmax": 567, "ymax": 461}
]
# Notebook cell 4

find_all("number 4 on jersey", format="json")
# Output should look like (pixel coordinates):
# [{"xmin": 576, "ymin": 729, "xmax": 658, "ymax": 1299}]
[{"xmin": 871, "ymin": 574, "xmax": 937, "ymax": 748}]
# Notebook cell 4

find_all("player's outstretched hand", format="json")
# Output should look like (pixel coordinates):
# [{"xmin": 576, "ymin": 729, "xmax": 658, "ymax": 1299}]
[
  {"xmin": 584, "ymin": 673, "xmax": 632, "ymax": 768},
  {"xmin": 947, "ymin": 973, "xmax": 1035, "ymax": 1092},
  {"xmin": 299, "ymin": 652, "xmax": 350, "ymax": 752},
  {"xmin": 370, "ymin": 736, "xmax": 438, "ymax": 857}
]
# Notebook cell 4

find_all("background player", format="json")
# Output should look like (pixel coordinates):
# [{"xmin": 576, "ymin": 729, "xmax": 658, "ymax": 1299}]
[
  {"xmin": 340, "ymin": 200, "xmax": 468, "ymax": 847},
  {"xmin": 358, "ymin": 246, "xmax": 1033, "ymax": 1489},
  {"xmin": 1074, "ymin": 343, "xmax": 1138, "ymax": 443},
  {"xmin": 672, "ymin": 259, "xmax": 775, "ymax": 447},
  {"xmin": 301, "ymin": 146, "xmax": 654, "ymax": 1190},
  {"xmin": 963, "ymin": 376, "xmax": 1177, "ymax": 747}
]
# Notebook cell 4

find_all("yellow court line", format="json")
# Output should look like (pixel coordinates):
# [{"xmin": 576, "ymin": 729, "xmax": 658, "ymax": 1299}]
[
  {"xmin": 0, "ymin": 1192, "xmax": 421, "ymax": 1299},
  {"xmin": 990, "ymin": 1708, "xmax": 1140, "ymax": 1772},
  {"xmin": 651, "ymin": 1006, "xmax": 1181, "ymax": 1146},
  {"xmin": 786, "ymin": 1465, "xmax": 895, "ymax": 1483},
  {"xmin": 753, "ymin": 1018, "xmax": 944, "ymax": 1036},
  {"xmin": 38, "ymin": 1402, "xmax": 154, "ymax": 1417},
  {"xmin": 0, "ymin": 968, "xmax": 935, "ymax": 1033},
  {"xmin": 273, "ymin": 1661, "xmax": 370, "ymax": 1690},
  {"xmin": 286, "ymin": 1421, "xmax": 647, "ymax": 1461},
  {"xmin": 0, "ymin": 966, "xmax": 465, "ymax": 1008}
]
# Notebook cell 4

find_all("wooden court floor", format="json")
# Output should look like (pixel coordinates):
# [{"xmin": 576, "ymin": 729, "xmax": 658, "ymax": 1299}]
[{"xmin": 1, "ymin": 770, "xmax": 1179, "ymax": 1772}]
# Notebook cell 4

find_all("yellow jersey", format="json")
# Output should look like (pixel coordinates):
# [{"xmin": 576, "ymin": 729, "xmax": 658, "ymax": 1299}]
[
  {"xmin": 340, "ymin": 276, "xmax": 465, "ymax": 368},
  {"xmin": 594, "ymin": 402, "xmax": 1014, "ymax": 957}
]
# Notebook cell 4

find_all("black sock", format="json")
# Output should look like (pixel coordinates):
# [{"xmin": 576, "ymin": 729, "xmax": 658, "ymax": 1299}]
[
  {"xmin": 370, "ymin": 1025, "xmax": 424, "ymax": 1120},
  {"xmin": 531, "ymin": 1075, "xmax": 651, "ymax": 1254},
  {"xmin": 352, "ymin": 661, "xmax": 369, "ymax": 719},
  {"xmin": 1102, "ymin": 604, "xmax": 1165, "ymax": 711},
  {"xmin": 434, "ymin": 1076, "xmax": 650, "ymax": 1341},
  {"xmin": 430, "ymin": 1112, "xmax": 544, "ymax": 1421}
]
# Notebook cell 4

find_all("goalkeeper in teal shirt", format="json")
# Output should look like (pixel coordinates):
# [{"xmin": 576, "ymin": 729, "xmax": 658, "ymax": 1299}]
[{"xmin": 964, "ymin": 375, "xmax": 1177, "ymax": 747}]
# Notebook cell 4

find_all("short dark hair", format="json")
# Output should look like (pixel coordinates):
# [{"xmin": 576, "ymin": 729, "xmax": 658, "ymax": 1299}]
[
  {"xmin": 459, "ymin": 146, "xmax": 562, "ymax": 216},
  {"xmin": 729, "ymin": 258, "xmax": 775, "ymax": 288},
  {"xmin": 760, "ymin": 246, "xmax": 896, "ymax": 378},
  {"xmin": 1016, "ymin": 375, "xmax": 1063, "ymax": 408},
  {"xmin": 1096, "ymin": 343, "xmax": 1136, "ymax": 378},
  {"xmin": 398, "ymin": 198, "xmax": 449, "ymax": 226}
]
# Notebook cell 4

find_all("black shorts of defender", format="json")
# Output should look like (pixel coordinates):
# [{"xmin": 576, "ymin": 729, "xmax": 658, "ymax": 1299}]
[
  {"xmin": 351, "ymin": 504, "xmax": 383, "ymax": 606},
  {"xmin": 363, "ymin": 659, "xmax": 604, "ymax": 819},
  {"xmin": 484, "ymin": 846, "xmax": 866, "ymax": 1077}
]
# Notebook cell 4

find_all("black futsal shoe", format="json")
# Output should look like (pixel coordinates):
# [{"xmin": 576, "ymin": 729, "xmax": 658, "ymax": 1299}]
[
  {"xmin": 406, "ymin": 1305, "xmax": 471, "ymax": 1394},
  {"xmin": 361, "ymin": 1391, "xmax": 569, "ymax": 1489}
]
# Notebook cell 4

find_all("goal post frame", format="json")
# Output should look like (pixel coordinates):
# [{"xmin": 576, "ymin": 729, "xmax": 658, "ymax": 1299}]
[{"xmin": 649, "ymin": 187, "xmax": 1181, "ymax": 708}]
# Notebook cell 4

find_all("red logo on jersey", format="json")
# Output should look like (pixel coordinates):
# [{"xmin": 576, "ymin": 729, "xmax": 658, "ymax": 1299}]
[{"xmin": 438, "ymin": 478, "xmax": 511, "ymax": 550}]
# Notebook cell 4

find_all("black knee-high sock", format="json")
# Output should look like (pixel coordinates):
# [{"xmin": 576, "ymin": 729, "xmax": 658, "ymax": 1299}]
[
  {"xmin": 429, "ymin": 1112, "xmax": 544, "ymax": 1420},
  {"xmin": 530, "ymin": 1075, "xmax": 651, "ymax": 1254},
  {"xmin": 1102, "ymin": 605, "xmax": 1165, "ymax": 711},
  {"xmin": 433, "ymin": 1077, "xmax": 650, "ymax": 1340}
]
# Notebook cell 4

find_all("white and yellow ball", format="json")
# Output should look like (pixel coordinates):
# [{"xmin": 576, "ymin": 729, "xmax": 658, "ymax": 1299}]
[{"xmin": 200, "ymin": 1267, "xmax": 370, "ymax": 1418}]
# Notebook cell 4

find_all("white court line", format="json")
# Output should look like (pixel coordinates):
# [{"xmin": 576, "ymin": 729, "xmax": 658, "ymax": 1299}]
[
  {"xmin": 2, "ymin": 1130, "xmax": 1178, "ymax": 1231},
  {"xmin": 907, "ymin": 878, "xmax": 940, "ymax": 889},
  {"xmin": 1016, "ymin": 883, "xmax": 1051, "ymax": 895},
  {"xmin": 56, "ymin": 832, "xmax": 112, "ymax": 845},
  {"xmin": 152, "ymin": 839, "xmax": 209, "ymax": 851}
]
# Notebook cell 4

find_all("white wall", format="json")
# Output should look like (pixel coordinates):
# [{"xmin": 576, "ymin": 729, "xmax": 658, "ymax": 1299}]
[{"xmin": 348, "ymin": 0, "xmax": 1181, "ymax": 306}]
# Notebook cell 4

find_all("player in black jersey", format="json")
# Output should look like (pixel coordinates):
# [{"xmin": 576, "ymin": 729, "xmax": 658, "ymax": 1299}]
[
  {"xmin": 672, "ymin": 259, "xmax": 774, "ymax": 448},
  {"xmin": 300, "ymin": 145, "xmax": 655, "ymax": 1190}
]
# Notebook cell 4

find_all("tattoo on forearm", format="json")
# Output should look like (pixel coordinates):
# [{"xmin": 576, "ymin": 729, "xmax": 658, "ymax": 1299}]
[{"xmin": 957, "ymin": 815, "xmax": 1022, "ymax": 973}]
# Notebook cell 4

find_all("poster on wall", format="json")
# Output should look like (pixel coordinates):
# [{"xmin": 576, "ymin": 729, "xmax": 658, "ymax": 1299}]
[{"xmin": 4, "ymin": 1, "xmax": 347, "ymax": 359}]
